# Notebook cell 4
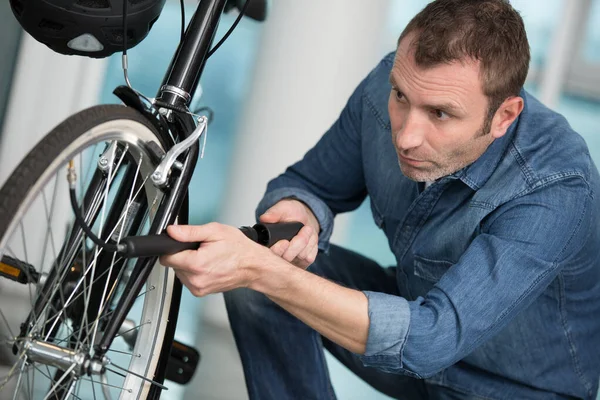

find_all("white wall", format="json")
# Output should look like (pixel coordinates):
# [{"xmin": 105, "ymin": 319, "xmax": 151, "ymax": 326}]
[
  {"xmin": 0, "ymin": 35, "xmax": 107, "ymax": 187},
  {"xmin": 203, "ymin": 0, "xmax": 392, "ymax": 328}
]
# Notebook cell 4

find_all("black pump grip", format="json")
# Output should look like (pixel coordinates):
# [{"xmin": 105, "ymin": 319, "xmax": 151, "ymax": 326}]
[
  {"xmin": 252, "ymin": 222, "xmax": 304, "ymax": 247},
  {"xmin": 120, "ymin": 233, "xmax": 199, "ymax": 258},
  {"xmin": 118, "ymin": 222, "xmax": 305, "ymax": 258}
]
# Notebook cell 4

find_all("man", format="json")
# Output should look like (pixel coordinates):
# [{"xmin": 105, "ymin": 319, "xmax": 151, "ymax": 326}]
[{"xmin": 161, "ymin": 0, "xmax": 600, "ymax": 398}]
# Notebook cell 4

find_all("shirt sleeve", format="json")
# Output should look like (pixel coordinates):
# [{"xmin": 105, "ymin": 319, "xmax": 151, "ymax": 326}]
[
  {"xmin": 254, "ymin": 55, "xmax": 394, "ymax": 252},
  {"xmin": 359, "ymin": 176, "xmax": 592, "ymax": 378}
]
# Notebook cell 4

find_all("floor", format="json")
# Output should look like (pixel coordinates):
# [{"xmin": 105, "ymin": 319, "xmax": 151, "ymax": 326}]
[{"xmin": 182, "ymin": 319, "xmax": 249, "ymax": 400}]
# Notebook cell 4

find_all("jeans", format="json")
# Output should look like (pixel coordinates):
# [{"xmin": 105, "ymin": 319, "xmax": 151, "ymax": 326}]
[{"xmin": 224, "ymin": 245, "xmax": 481, "ymax": 400}]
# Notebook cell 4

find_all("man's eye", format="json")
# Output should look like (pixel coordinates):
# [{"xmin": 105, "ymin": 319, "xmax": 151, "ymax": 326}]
[
  {"xmin": 432, "ymin": 109, "xmax": 450, "ymax": 120},
  {"xmin": 393, "ymin": 89, "xmax": 404, "ymax": 101}
]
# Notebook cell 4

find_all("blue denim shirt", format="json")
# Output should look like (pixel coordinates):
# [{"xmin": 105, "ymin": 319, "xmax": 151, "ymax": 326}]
[{"xmin": 256, "ymin": 52, "xmax": 600, "ymax": 399}]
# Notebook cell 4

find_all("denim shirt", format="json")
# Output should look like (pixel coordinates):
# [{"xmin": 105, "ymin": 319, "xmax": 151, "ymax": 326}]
[{"xmin": 256, "ymin": 52, "xmax": 600, "ymax": 399}]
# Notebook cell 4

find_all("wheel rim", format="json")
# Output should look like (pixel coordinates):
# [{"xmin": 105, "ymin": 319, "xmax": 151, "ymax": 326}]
[{"xmin": 0, "ymin": 119, "xmax": 174, "ymax": 399}]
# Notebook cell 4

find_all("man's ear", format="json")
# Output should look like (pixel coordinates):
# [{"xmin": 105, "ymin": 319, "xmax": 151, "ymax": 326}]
[{"xmin": 490, "ymin": 96, "xmax": 524, "ymax": 139}]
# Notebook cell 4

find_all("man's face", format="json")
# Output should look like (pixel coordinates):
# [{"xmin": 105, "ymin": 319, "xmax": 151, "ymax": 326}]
[{"xmin": 388, "ymin": 36, "xmax": 496, "ymax": 182}]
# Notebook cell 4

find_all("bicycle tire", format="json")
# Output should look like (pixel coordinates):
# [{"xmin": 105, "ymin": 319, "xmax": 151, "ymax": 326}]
[{"xmin": 0, "ymin": 104, "xmax": 180, "ymax": 400}]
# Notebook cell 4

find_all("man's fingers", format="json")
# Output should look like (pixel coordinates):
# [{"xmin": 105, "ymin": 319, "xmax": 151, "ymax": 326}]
[
  {"xmin": 270, "ymin": 240, "xmax": 290, "ymax": 257},
  {"xmin": 259, "ymin": 200, "xmax": 311, "ymax": 225},
  {"xmin": 160, "ymin": 247, "xmax": 203, "ymax": 272},
  {"xmin": 259, "ymin": 202, "xmax": 289, "ymax": 223},
  {"xmin": 297, "ymin": 230, "xmax": 318, "ymax": 261},
  {"xmin": 259, "ymin": 212, "xmax": 280, "ymax": 223},
  {"xmin": 281, "ymin": 227, "xmax": 311, "ymax": 262},
  {"xmin": 166, "ymin": 222, "xmax": 221, "ymax": 242}
]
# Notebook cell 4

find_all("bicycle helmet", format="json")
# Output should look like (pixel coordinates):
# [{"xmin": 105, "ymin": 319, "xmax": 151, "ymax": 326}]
[{"xmin": 9, "ymin": 0, "xmax": 167, "ymax": 58}]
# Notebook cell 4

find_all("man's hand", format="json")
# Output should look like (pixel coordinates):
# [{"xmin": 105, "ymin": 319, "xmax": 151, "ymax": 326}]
[
  {"xmin": 160, "ymin": 222, "xmax": 369, "ymax": 355},
  {"xmin": 259, "ymin": 199, "xmax": 320, "ymax": 269},
  {"xmin": 159, "ymin": 223, "xmax": 272, "ymax": 297}
]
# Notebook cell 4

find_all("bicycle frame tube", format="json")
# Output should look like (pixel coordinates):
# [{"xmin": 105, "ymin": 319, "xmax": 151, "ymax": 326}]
[{"xmin": 157, "ymin": 0, "xmax": 228, "ymax": 110}]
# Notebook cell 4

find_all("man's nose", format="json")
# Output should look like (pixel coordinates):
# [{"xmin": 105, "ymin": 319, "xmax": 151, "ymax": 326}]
[{"xmin": 395, "ymin": 112, "xmax": 425, "ymax": 151}]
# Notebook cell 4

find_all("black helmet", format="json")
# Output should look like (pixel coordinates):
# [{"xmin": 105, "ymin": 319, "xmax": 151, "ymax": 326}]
[{"xmin": 9, "ymin": 0, "xmax": 167, "ymax": 58}]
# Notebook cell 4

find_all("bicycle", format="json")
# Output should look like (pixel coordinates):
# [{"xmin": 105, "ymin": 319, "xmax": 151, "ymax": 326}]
[{"xmin": 0, "ymin": 0, "xmax": 300, "ymax": 398}]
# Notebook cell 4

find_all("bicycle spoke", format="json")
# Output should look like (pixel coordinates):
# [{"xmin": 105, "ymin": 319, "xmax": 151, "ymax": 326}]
[
  {"xmin": 17, "ymin": 221, "xmax": 39, "ymax": 326},
  {"xmin": 78, "ymin": 257, "xmax": 128, "ymax": 351},
  {"xmin": 28, "ymin": 225, "xmax": 98, "ymax": 339},
  {"xmin": 30, "ymin": 365, "xmax": 83, "ymax": 400},
  {"xmin": 0, "ymin": 348, "xmax": 28, "ymax": 392},
  {"xmin": 39, "ymin": 235, "xmax": 125, "ymax": 341},
  {"xmin": 0, "ymin": 309, "xmax": 16, "ymax": 339},
  {"xmin": 77, "ymin": 244, "xmax": 90, "ymax": 354},
  {"xmin": 56, "ymin": 274, "xmax": 149, "ymax": 348},
  {"xmin": 41, "ymin": 258, "xmax": 102, "ymax": 342},
  {"xmin": 12, "ymin": 358, "xmax": 26, "ymax": 400},
  {"xmin": 41, "ymin": 174, "xmax": 68, "ymax": 315},
  {"xmin": 38, "ymin": 194, "xmax": 140, "ymax": 340},
  {"xmin": 82, "ymin": 264, "xmax": 125, "ymax": 350},
  {"xmin": 60, "ymin": 266, "xmax": 115, "ymax": 318},
  {"xmin": 89, "ymin": 375, "xmax": 98, "ymax": 400},
  {"xmin": 0, "ymin": 364, "xmax": 34, "ymax": 397},
  {"xmin": 82, "ymin": 375, "xmax": 129, "ymax": 394},
  {"xmin": 63, "ymin": 377, "xmax": 78, "ymax": 400},
  {"xmin": 88, "ymin": 145, "xmax": 129, "ymax": 349},
  {"xmin": 106, "ymin": 363, "xmax": 168, "ymax": 391},
  {"xmin": 105, "ymin": 348, "xmax": 141, "ymax": 358},
  {"xmin": 81, "ymin": 144, "xmax": 101, "ymax": 200},
  {"xmin": 91, "ymin": 150, "xmax": 137, "ymax": 350},
  {"xmin": 18, "ymin": 222, "xmax": 30, "ymax": 269},
  {"xmin": 54, "ymin": 310, "xmax": 115, "ymax": 347},
  {"xmin": 40, "ymin": 172, "xmax": 61, "ymax": 275},
  {"xmin": 136, "ymin": 285, "xmax": 155, "ymax": 299},
  {"xmin": 115, "ymin": 321, "xmax": 150, "ymax": 339},
  {"xmin": 75, "ymin": 378, "xmax": 82, "ymax": 400},
  {"xmin": 41, "ymin": 363, "xmax": 75, "ymax": 400},
  {"xmin": 100, "ymin": 374, "xmax": 115, "ymax": 400},
  {"xmin": 16, "ymin": 228, "xmax": 72, "ymax": 340},
  {"xmin": 24, "ymin": 362, "xmax": 32, "ymax": 400},
  {"xmin": 30, "ymin": 360, "xmax": 35, "ymax": 400}
]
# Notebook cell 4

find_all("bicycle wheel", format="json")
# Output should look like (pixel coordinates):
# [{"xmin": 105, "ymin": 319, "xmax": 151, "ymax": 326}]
[{"xmin": 0, "ymin": 104, "xmax": 179, "ymax": 399}]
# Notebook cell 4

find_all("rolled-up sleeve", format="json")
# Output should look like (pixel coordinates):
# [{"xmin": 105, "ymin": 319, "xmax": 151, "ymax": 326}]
[
  {"xmin": 359, "ymin": 176, "xmax": 592, "ymax": 378},
  {"xmin": 360, "ymin": 291, "xmax": 414, "ymax": 374}
]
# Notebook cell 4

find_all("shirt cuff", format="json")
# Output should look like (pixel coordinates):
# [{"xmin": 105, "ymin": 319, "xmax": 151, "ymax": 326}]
[
  {"xmin": 359, "ymin": 291, "xmax": 414, "ymax": 375},
  {"xmin": 255, "ymin": 187, "xmax": 334, "ymax": 252}
]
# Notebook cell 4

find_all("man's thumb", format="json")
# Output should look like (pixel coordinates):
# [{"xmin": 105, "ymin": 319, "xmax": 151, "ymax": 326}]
[
  {"xmin": 259, "ymin": 210, "xmax": 279, "ymax": 223},
  {"xmin": 166, "ymin": 224, "xmax": 206, "ymax": 242}
]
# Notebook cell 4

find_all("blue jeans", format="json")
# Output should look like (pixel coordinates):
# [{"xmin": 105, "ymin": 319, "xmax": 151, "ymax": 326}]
[{"xmin": 224, "ymin": 245, "xmax": 476, "ymax": 400}]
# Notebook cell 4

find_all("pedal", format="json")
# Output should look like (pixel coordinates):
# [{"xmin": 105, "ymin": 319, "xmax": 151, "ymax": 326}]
[
  {"xmin": 164, "ymin": 340, "xmax": 201, "ymax": 384},
  {"xmin": 0, "ymin": 255, "xmax": 39, "ymax": 284}
]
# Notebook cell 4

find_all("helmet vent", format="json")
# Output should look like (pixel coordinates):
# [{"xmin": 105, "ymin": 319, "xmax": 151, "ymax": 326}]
[
  {"xmin": 75, "ymin": 0, "xmax": 110, "ymax": 8},
  {"xmin": 39, "ymin": 19, "xmax": 65, "ymax": 32},
  {"xmin": 103, "ymin": 28, "xmax": 135, "ymax": 45}
]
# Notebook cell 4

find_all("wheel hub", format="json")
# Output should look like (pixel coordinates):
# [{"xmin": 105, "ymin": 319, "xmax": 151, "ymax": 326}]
[{"xmin": 22, "ymin": 339, "xmax": 107, "ymax": 377}]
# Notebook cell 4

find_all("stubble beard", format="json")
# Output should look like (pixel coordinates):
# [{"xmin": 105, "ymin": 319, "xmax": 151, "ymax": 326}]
[{"xmin": 398, "ymin": 125, "xmax": 492, "ymax": 183}]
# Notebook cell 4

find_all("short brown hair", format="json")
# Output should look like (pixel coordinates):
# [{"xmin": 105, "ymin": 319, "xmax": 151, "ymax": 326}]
[{"xmin": 399, "ymin": 0, "xmax": 530, "ymax": 122}]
